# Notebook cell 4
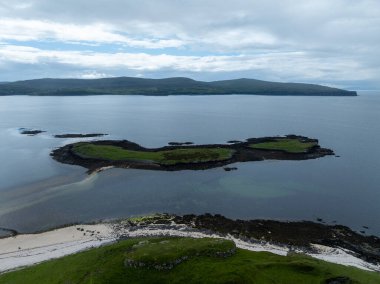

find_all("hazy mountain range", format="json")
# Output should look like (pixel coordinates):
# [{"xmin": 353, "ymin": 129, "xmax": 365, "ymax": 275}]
[{"xmin": 0, "ymin": 77, "xmax": 357, "ymax": 96}]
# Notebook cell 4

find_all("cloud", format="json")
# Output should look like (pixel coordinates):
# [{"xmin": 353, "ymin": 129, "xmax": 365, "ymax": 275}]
[
  {"xmin": 0, "ymin": 18, "xmax": 184, "ymax": 49},
  {"xmin": 78, "ymin": 71, "xmax": 110, "ymax": 79},
  {"xmin": 0, "ymin": 0, "xmax": 379, "ymax": 88},
  {"xmin": 0, "ymin": 44, "xmax": 371, "ymax": 83}
]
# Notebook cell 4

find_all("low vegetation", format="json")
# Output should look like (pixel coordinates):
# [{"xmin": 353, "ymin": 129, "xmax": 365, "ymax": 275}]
[
  {"xmin": 72, "ymin": 143, "xmax": 233, "ymax": 165},
  {"xmin": 1, "ymin": 237, "xmax": 379, "ymax": 283},
  {"xmin": 125, "ymin": 238, "xmax": 235, "ymax": 269},
  {"xmin": 51, "ymin": 135, "xmax": 334, "ymax": 172},
  {"xmin": 250, "ymin": 138, "xmax": 317, "ymax": 153}
]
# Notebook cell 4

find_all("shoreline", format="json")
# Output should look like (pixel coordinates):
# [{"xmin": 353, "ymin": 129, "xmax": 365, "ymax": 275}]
[
  {"xmin": 0, "ymin": 224, "xmax": 114, "ymax": 273},
  {"xmin": 1, "ymin": 214, "xmax": 379, "ymax": 274}
]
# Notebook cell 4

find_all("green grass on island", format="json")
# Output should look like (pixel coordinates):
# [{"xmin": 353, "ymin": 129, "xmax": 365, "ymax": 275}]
[
  {"xmin": 250, "ymin": 138, "xmax": 317, "ymax": 153},
  {"xmin": 1, "ymin": 237, "xmax": 379, "ymax": 284},
  {"xmin": 72, "ymin": 143, "xmax": 233, "ymax": 165}
]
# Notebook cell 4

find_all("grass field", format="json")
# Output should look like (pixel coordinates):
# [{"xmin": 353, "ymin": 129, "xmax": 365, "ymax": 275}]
[
  {"xmin": 72, "ymin": 143, "xmax": 233, "ymax": 165},
  {"xmin": 1, "ymin": 237, "xmax": 379, "ymax": 284},
  {"xmin": 125, "ymin": 238, "xmax": 235, "ymax": 269},
  {"xmin": 250, "ymin": 138, "xmax": 317, "ymax": 153}
]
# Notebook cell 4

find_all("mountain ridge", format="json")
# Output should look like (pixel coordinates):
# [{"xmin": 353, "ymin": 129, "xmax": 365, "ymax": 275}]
[{"xmin": 0, "ymin": 76, "xmax": 357, "ymax": 96}]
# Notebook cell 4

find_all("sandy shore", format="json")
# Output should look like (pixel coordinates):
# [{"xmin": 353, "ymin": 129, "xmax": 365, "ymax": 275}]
[
  {"xmin": 0, "ymin": 222, "xmax": 379, "ymax": 274},
  {"xmin": 0, "ymin": 224, "xmax": 114, "ymax": 273}
]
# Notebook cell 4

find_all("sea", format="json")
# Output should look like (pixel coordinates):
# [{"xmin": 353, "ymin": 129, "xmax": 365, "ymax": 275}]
[{"xmin": 0, "ymin": 92, "xmax": 379, "ymax": 236}]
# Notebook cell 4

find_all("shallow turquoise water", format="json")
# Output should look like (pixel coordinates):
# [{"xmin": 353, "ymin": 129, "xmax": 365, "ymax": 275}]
[{"xmin": 0, "ymin": 92, "xmax": 379, "ymax": 234}]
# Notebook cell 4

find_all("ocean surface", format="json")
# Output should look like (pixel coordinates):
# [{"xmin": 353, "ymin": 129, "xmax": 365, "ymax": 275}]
[{"xmin": 0, "ymin": 92, "xmax": 379, "ymax": 235}]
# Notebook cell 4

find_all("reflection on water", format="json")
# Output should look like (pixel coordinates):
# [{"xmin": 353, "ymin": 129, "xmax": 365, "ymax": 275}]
[{"xmin": 0, "ymin": 93, "xmax": 379, "ymax": 235}]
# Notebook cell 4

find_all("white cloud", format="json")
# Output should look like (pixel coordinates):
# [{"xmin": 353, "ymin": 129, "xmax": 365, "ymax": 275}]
[
  {"xmin": 0, "ymin": 18, "xmax": 184, "ymax": 49},
  {"xmin": 197, "ymin": 29, "xmax": 278, "ymax": 51},
  {"xmin": 0, "ymin": 44, "xmax": 371, "ymax": 82},
  {"xmin": 78, "ymin": 71, "xmax": 109, "ymax": 79}
]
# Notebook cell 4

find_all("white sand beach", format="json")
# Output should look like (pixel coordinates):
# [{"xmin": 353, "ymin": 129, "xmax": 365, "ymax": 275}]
[
  {"xmin": 0, "ymin": 223, "xmax": 379, "ymax": 274},
  {"xmin": 0, "ymin": 224, "xmax": 114, "ymax": 273}
]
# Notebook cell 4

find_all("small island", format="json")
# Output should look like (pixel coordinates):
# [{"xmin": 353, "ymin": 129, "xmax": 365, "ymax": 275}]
[
  {"xmin": 19, "ymin": 128, "xmax": 46, "ymax": 136},
  {"xmin": 51, "ymin": 135, "xmax": 334, "ymax": 173},
  {"xmin": 168, "ymin": 141, "xmax": 194, "ymax": 146},
  {"xmin": 54, "ymin": 133, "xmax": 107, "ymax": 138}
]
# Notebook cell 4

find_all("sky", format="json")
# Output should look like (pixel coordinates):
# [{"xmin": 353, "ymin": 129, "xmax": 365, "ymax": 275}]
[{"xmin": 0, "ymin": 0, "xmax": 379, "ymax": 89}]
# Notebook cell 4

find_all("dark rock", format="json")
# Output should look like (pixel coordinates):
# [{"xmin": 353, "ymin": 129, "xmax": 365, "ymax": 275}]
[
  {"xmin": 0, "ymin": 227, "xmax": 18, "ymax": 238},
  {"xmin": 142, "ymin": 213, "xmax": 380, "ymax": 265},
  {"xmin": 54, "ymin": 133, "xmax": 107, "ymax": 138},
  {"xmin": 19, "ymin": 128, "xmax": 45, "ymax": 136},
  {"xmin": 224, "ymin": 167, "xmax": 238, "ymax": 171},
  {"xmin": 168, "ymin": 142, "xmax": 194, "ymax": 146}
]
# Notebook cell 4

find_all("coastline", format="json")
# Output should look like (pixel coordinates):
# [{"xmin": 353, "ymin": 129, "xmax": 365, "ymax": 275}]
[
  {"xmin": 1, "ymin": 215, "xmax": 379, "ymax": 274},
  {"xmin": 0, "ymin": 224, "xmax": 114, "ymax": 273}
]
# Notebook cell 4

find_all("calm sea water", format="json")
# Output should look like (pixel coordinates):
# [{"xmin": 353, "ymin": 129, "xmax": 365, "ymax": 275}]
[{"xmin": 0, "ymin": 92, "xmax": 379, "ymax": 235}]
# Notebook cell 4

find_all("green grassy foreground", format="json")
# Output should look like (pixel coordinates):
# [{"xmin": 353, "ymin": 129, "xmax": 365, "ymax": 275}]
[
  {"xmin": 250, "ymin": 138, "xmax": 317, "ymax": 153},
  {"xmin": 73, "ymin": 143, "xmax": 233, "ymax": 165},
  {"xmin": 1, "ymin": 237, "xmax": 379, "ymax": 284},
  {"xmin": 125, "ymin": 238, "xmax": 235, "ymax": 269}
]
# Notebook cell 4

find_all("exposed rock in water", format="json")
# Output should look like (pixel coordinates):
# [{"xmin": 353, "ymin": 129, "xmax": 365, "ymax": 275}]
[
  {"xmin": 19, "ymin": 128, "xmax": 46, "ymax": 136},
  {"xmin": 54, "ymin": 133, "xmax": 107, "ymax": 138},
  {"xmin": 224, "ymin": 167, "xmax": 238, "ymax": 171},
  {"xmin": 168, "ymin": 142, "xmax": 194, "ymax": 146}
]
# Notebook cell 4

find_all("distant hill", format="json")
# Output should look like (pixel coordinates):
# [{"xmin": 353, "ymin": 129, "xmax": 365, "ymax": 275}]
[{"xmin": 0, "ymin": 77, "xmax": 357, "ymax": 96}]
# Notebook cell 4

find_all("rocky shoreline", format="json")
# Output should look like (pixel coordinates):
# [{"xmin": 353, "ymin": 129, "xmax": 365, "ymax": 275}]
[
  {"xmin": 1, "ymin": 213, "xmax": 379, "ymax": 273},
  {"xmin": 128, "ymin": 214, "xmax": 380, "ymax": 265},
  {"xmin": 0, "ymin": 228, "xmax": 18, "ymax": 239},
  {"xmin": 50, "ymin": 135, "xmax": 334, "ymax": 173}
]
